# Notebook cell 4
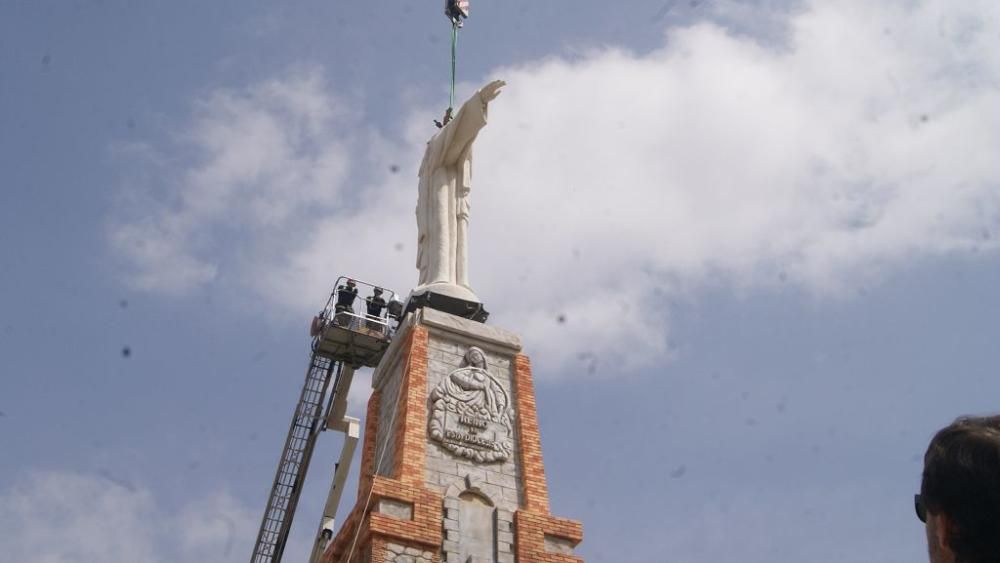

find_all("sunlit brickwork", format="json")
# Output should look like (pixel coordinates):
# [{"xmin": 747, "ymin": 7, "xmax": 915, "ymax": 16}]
[{"xmin": 322, "ymin": 314, "xmax": 582, "ymax": 563}]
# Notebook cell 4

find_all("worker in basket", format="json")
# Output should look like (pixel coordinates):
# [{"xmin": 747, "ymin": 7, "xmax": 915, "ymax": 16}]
[
  {"xmin": 365, "ymin": 287, "xmax": 388, "ymax": 333},
  {"xmin": 334, "ymin": 279, "xmax": 358, "ymax": 327}
]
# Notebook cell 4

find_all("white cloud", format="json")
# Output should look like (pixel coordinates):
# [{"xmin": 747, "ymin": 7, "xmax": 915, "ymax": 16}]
[
  {"xmin": 110, "ymin": 0, "xmax": 1000, "ymax": 376},
  {"xmin": 109, "ymin": 68, "xmax": 352, "ymax": 295},
  {"xmin": 0, "ymin": 470, "xmax": 264, "ymax": 563}
]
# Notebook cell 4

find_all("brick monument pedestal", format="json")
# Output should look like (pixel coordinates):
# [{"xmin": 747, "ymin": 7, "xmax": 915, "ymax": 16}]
[{"xmin": 321, "ymin": 307, "xmax": 583, "ymax": 563}]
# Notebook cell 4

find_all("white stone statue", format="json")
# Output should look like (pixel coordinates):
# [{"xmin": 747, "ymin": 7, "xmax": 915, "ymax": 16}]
[{"xmin": 414, "ymin": 80, "xmax": 505, "ymax": 302}]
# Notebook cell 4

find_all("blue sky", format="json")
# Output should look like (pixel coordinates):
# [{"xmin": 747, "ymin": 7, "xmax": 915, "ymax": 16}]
[{"xmin": 2, "ymin": 1, "xmax": 1000, "ymax": 561}]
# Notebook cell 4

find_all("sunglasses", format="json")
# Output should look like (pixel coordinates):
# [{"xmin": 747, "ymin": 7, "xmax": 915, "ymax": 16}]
[{"xmin": 915, "ymin": 493, "xmax": 927, "ymax": 523}]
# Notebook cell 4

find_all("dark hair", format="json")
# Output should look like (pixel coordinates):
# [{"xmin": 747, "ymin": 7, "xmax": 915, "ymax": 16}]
[{"xmin": 921, "ymin": 415, "xmax": 1000, "ymax": 563}]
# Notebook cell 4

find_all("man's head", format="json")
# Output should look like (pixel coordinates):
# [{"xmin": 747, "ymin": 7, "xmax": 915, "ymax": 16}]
[{"xmin": 919, "ymin": 415, "xmax": 1000, "ymax": 563}]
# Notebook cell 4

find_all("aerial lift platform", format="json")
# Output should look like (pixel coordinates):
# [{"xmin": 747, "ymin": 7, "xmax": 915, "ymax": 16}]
[{"xmin": 250, "ymin": 277, "xmax": 400, "ymax": 563}]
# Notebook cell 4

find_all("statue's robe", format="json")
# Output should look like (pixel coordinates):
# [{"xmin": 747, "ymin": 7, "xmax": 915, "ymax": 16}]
[{"xmin": 415, "ymin": 90, "xmax": 489, "ymax": 291}]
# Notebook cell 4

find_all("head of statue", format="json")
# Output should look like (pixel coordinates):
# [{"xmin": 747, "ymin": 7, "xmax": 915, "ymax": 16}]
[
  {"xmin": 919, "ymin": 415, "xmax": 1000, "ymax": 563},
  {"xmin": 464, "ymin": 347, "xmax": 486, "ymax": 369}
]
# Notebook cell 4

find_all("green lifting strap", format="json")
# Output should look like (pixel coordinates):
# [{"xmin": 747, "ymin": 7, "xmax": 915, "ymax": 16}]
[{"xmin": 449, "ymin": 22, "xmax": 458, "ymax": 111}]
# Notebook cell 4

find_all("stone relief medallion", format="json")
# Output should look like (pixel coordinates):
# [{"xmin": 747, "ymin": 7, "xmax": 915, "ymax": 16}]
[{"xmin": 428, "ymin": 346, "xmax": 514, "ymax": 463}]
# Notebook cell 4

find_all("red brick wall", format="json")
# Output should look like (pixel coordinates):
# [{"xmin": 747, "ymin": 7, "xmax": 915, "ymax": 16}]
[
  {"xmin": 513, "ymin": 354, "xmax": 551, "ymax": 514},
  {"xmin": 357, "ymin": 386, "xmax": 381, "ymax": 504},
  {"xmin": 323, "ymin": 321, "xmax": 583, "ymax": 563},
  {"xmin": 391, "ymin": 326, "xmax": 429, "ymax": 485},
  {"xmin": 514, "ymin": 511, "xmax": 584, "ymax": 563},
  {"xmin": 512, "ymin": 354, "xmax": 585, "ymax": 561},
  {"xmin": 323, "ymin": 326, "xmax": 442, "ymax": 563}
]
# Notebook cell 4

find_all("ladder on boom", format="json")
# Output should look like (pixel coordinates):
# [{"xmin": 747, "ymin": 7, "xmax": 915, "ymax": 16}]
[{"xmin": 251, "ymin": 278, "xmax": 399, "ymax": 563}]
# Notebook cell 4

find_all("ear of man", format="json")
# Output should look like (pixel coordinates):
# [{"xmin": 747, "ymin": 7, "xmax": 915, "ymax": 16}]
[{"xmin": 929, "ymin": 512, "xmax": 957, "ymax": 563}]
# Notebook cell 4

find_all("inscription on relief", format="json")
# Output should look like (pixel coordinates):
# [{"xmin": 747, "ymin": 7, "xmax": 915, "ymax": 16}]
[{"xmin": 429, "ymin": 346, "xmax": 513, "ymax": 463}]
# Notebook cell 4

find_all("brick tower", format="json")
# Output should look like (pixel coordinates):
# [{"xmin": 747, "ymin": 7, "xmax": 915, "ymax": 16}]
[{"xmin": 320, "ymin": 307, "xmax": 583, "ymax": 563}]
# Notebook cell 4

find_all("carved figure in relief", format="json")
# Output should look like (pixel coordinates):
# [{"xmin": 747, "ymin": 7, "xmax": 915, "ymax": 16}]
[
  {"xmin": 428, "ymin": 346, "xmax": 513, "ymax": 463},
  {"xmin": 441, "ymin": 347, "xmax": 506, "ymax": 419}
]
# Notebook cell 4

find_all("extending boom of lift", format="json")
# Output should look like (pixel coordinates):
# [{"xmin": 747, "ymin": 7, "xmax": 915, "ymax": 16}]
[{"xmin": 250, "ymin": 277, "xmax": 399, "ymax": 563}]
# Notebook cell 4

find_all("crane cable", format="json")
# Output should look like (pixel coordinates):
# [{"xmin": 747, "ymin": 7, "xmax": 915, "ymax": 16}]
[{"xmin": 449, "ymin": 22, "xmax": 459, "ymax": 111}]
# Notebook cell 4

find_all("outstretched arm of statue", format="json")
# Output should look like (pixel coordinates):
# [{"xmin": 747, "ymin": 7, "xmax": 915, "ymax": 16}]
[
  {"xmin": 441, "ymin": 80, "xmax": 506, "ymax": 166},
  {"xmin": 478, "ymin": 79, "xmax": 504, "ymax": 104}
]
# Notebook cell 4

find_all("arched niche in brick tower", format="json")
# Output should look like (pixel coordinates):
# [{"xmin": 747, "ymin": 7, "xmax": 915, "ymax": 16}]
[{"xmin": 441, "ymin": 477, "xmax": 511, "ymax": 563}]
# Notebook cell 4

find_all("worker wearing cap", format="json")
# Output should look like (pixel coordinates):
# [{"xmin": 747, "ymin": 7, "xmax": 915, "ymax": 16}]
[
  {"xmin": 365, "ymin": 288, "xmax": 388, "ymax": 332},
  {"xmin": 334, "ymin": 280, "xmax": 358, "ymax": 326}
]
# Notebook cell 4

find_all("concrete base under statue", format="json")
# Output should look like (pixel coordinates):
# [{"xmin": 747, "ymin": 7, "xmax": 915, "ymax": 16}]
[{"xmin": 405, "ymin": 282, "xmax": 489, "ymax": 323}]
